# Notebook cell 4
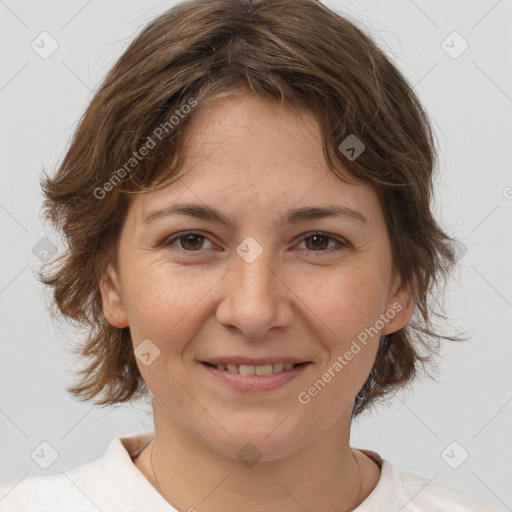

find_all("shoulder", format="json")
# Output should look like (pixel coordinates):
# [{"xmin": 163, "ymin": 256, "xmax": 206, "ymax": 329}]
[
  {"xmin": 358, "ymin": 450, "xmax": 498, "ymax": 512},
  {"xmin": 0, "ymin": 433, "xmax": 157, "ymax": 512},
  {"xmin": 0, "ymin": 458, "xmax": 111, "ymax": 512},
  {"xmin": 0, "ymin": 435, "xmax": 138, "ymax": 512},
  {"xmin": 394, "ymin": 465, "xmax": 497, "ymax": 511}
]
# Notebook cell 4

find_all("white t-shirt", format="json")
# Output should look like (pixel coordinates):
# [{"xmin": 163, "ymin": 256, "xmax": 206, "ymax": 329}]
[{"xmin": 0, "ymin": 432, "xmax": 499, "ymax": 511}]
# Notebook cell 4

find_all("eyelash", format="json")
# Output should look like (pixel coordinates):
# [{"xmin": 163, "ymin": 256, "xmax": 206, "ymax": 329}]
[{"xmin": 161, "ymin": 231, "xmax": 350, "ymax": 255}]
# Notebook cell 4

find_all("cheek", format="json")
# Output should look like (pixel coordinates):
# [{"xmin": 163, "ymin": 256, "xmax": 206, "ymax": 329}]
[
  {"xmin": 123, "ymin": 261, "xmax": 212, "ymax": 339},
  {"xmin": 298, "ymin": 263, "xmax": 389, "ymax": 344},
  {"xmin": 125, "ymin": 264, "xmax": 204, "ymax": 407},
  {"xmin": 295, "ymin": 269, "xmax": 385, "ymax": 416},
  {"xmin": 122, "ymin": 262, "xmax": 225, "ymax": 400}
]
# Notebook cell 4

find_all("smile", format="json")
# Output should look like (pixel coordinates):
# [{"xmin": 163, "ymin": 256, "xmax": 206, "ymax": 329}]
[
  {"xmin": 202, "ymin": 361, "xmax": 304, "ymax": 375},
  {"xmin": 199, "ymin": 361, "xmax": 312, "ymax": 392}
]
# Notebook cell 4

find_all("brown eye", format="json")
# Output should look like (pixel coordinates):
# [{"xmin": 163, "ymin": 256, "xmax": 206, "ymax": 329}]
[
  {"xmin": 162, "ymin": 231, "xmax": 348, "ymax": 255},
  {"xmin": 164, "ymin": 232, "xmax": 214, "ymax": 252},
  {"xmin": 304, "ymin": 234, "xmax": 330, "ymax": 250},
  {"xmin": 299, "ymin": 232, "xmax": 348, "ymax": 253},
  {"xmin": 178, "ymin": 233, "xmax": 205, "ymax": 250}
]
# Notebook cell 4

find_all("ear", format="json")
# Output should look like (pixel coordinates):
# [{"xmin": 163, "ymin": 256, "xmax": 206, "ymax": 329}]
[
  {"xmin": 99, "ymin": 263, "xmax": 129, "ymax": 328},
  {"xmin": 381, "ymin": 275, "xmax": 416, "ymax": 335}
]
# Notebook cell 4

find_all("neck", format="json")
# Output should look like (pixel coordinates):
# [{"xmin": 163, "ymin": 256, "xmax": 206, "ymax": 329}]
[{"xmin": 136, "ymin": 402, "xmax": 380, "ymax": 512}]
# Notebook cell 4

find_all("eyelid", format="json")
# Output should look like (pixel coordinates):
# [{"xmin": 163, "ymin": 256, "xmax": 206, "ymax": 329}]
[{"xmin": 162, "ymin": 230, "xmax": 351, "ymax": 254}]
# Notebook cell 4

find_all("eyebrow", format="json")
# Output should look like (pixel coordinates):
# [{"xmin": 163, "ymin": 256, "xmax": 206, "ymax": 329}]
[{"xmin": 143, "ymin": 203, "xmax": 368, "ymax": 227}]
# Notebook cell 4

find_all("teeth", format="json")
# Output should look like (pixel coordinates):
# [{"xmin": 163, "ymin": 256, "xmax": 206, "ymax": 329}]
[
  {"xmin": 239, "ymin": 364, "xmax": 256, "ymax": 376},
  {"xmin": 255, "ymin": 364, "xmax": 273, "ymax": 376},
  {"xmin": 212, "ymin": 362, "xmax": 300, "ymax": 375}
]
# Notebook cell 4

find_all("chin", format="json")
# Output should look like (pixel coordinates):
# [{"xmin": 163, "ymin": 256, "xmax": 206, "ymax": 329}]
[{"xmin": 201, "ymin": 417, "xmax": 310, "ymax": 463}]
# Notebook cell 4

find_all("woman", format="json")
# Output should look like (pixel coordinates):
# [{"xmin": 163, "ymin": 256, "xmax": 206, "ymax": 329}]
[{"xmin": 0, "ymin": 0, "xmax": 499, "ymax": 510}]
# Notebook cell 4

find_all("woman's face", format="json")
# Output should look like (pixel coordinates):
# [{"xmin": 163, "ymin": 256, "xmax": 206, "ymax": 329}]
[{"xmin": 100, "ymin": 93, "xmax": 414, "ymax": 460}]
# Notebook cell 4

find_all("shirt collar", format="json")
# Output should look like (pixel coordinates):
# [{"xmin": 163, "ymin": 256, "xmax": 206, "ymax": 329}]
[
  {"xmin": 104, "ymin": 433, "xmax": 396, "ymax": 511},
  {"xmin": 103, "ymin": 432, "xmax": 178, "ymax": 511}
]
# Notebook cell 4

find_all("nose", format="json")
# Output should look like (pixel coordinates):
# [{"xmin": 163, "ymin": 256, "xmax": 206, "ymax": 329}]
[{"xmin": 215, "ymin": 240, "xmax": 294, "ymax": 338}]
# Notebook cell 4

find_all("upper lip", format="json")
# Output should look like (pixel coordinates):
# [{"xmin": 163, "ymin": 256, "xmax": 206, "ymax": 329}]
[{"xmin": 200, "ymin": 357, "xmax": 311, "ymax": 366}]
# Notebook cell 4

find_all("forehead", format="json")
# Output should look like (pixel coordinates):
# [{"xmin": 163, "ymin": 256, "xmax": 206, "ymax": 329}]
[{"xmin": 127, "ymin": 93, "xmax": 380, "ymax": 225}]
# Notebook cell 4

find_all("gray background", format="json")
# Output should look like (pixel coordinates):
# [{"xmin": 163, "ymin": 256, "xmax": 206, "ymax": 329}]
[{"xmin": 0, "ymin": 0, "xmax": 511, "ymax": 510}]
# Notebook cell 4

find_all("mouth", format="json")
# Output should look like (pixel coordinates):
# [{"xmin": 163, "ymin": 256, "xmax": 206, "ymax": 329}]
[
  {"xmin": 199, "ymin": 359, "xmax": 312, "ymax": 392},
  {"xmin": 200, "ymin": 361, "xmax": 308, "ymax": 376}
]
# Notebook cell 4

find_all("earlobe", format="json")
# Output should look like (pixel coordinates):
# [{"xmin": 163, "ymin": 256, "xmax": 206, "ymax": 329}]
[
  {"xmin": 381, "ymin": 279, "xmax": 416, "ymax": 335},
  {"xmin": 99, "ymin": 263, "xmax": 129, "ymax": 328}
]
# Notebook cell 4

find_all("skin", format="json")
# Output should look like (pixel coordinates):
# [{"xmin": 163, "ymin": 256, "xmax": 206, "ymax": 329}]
[{"xmin": 100, "ymin": 92, "xmax": 415, "ymax": 511}]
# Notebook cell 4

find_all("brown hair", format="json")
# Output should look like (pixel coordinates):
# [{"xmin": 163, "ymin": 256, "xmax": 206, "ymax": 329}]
[{"xmin": 38, "ymin": 0, "xmax": 459, "ymax": 416}]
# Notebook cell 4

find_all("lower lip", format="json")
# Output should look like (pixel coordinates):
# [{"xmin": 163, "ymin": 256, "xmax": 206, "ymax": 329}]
[{"xmin": 199, "ymin": 362, "xmax": 311, "ymax": 391}]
